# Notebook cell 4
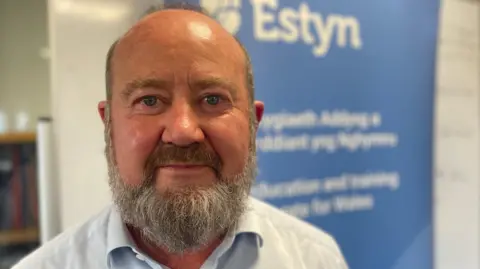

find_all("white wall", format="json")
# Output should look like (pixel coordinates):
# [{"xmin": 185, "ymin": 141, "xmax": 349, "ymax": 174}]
[
  {"xmin": 434, "ymin": 0, "xmax": 480, "ymax": 268},
  {"xmin": 0, "ymin": 0, "xmax": 50, "ymax": 131},
  {"xmin": 47, "ymin": 0, "xmax": 479, "ymax": 268}
]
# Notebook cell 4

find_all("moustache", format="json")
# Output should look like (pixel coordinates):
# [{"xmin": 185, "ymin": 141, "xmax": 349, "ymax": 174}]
[{"xmin": 143, "ymin": 143, "xmax": 222, "ymax": 181}]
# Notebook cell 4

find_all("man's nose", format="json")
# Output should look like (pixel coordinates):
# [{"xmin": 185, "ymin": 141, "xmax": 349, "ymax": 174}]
[{"xmin": 161, "ymin": 102, "xmax": 205, "ymax": 146}]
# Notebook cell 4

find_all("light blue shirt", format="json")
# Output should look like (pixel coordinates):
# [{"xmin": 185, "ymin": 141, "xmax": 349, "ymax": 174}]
[{"xmin": 12, "ymin": 198, "xmax": 349, "ymax": 269}]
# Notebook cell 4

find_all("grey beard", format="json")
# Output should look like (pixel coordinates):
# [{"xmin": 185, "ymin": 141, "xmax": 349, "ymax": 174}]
[
  {"xmin": 107, "ymin": 159, "xmax": 255, "ymax": 253},
  {"xmin": 104, "ymin": 108, "xmax": 257, "ymax": 253}
]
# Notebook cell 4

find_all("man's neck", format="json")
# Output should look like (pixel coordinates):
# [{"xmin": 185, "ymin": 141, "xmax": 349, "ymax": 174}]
[{"xmin": 128, "ymin": 226, "xmax": 224, "ymax": 269}]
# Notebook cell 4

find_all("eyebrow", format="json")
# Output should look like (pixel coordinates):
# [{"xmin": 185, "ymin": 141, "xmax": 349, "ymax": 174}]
[
  {"xmin": 121, "ymin": 78, "xmax": 170, "ymax": 100},
  {"xmin": 120, "ymin": 76, "xmax": 240, "ymax": 100},
  {"xmin": 192, "ymin": 77, "xmax": 239, "ymax": 99}
]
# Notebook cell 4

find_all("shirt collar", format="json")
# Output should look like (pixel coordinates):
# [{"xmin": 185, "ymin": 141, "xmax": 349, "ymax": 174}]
[
  {"xmin": 106, "ymin": 197, "xmax": 264, "ymax": 256},
  {"xmin": 106, "ymin": 205, "xmax": 136, "ymax": 255},
  {"xmin": 234, "ymin": 198, "xmax": 264, "ymax": 247}
]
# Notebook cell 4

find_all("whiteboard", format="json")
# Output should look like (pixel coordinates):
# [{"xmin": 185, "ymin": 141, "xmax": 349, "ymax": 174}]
[{"xmin": 434, "ymin": 0, "xmax": 480, "ymax": 268}]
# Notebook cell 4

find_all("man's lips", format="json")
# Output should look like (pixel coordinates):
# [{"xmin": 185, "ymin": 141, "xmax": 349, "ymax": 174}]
[
  {"xmin": 160, "ymin": 163, "xmax": 208, "ymax": 168},
  {"xmin": 158, "ymin": 163, "xmax": 213, "ymax": 173}
]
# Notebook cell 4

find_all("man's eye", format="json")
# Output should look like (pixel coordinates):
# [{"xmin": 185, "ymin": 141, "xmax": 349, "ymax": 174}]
[
  {"xmin": 204, "ymin": 95, "xmax": 221, "ymax": 105},
  {"xmin": 141, "ymin": 96, "xmax": 158, "ymax": 106}
]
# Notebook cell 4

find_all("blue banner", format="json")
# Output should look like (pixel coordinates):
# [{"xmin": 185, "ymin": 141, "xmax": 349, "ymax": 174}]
[{"xmin": 177, "ymin": 0, "xmax": 440, "ymax": 268}]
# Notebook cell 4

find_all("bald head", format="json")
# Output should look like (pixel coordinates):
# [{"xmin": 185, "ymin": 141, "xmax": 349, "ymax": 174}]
[{"xmin": 105, "ymin": 4, "xmax": 254, "ymax": 103}]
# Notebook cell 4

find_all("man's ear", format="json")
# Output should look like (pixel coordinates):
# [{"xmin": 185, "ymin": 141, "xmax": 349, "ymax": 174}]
[
  {"xmin": 254, "ymin": 101, "xmax": 264, "ymax": 130},
  {"xmin": 98, "ymin": 101, "xmax": 107, "ymax": 124}
]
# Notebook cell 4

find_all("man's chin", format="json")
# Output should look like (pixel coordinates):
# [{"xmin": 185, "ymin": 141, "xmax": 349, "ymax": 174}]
[{"xmin": 155, "ymin": 181, "xmax": 218, "ymax": 195}]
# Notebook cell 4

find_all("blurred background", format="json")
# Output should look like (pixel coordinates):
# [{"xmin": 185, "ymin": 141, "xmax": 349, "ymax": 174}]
[
  {"xmin": 0, "ymin": 0, "xmax": 49, "ymax": 267},
  {"xmin": 0, "ymin": 0, "xmax": 478, "ymax": 268}
]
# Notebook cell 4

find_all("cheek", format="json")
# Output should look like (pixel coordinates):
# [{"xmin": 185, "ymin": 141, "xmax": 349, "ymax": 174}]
[
  {"xmin": 206, "ymin": 115, "xmax": 251, "ymax": 175},
  {"xmin": 112, "ymin": 118, "xmax": 159, "ymax": 185}
]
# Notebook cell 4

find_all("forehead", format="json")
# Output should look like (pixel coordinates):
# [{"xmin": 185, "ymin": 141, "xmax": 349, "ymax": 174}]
[{"xmin": 110, "ymin": 10, "xmax": 247, "ymax": 93}]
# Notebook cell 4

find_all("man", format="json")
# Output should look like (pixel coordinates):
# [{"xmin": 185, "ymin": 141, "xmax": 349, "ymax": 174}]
[{"xmin": 13, "ymin": 3, "xmax": 348, "ymax": 269}]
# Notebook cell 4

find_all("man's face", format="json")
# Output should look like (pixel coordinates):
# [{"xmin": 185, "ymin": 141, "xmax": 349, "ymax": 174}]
[{"xmin": 98, "ymin": 10, "xmax": 263, "ymax": 253}]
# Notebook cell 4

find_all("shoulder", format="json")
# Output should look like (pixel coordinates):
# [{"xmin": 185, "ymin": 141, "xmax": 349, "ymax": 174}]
[
  {"xmin": 249, "ymin": 198, "xmax": 338, "ymax": 244},
  {"xmin": 12, "ymin": 206, "xmax": 114, "ymax": 269},
  {"xmin": 248, "ymin": 197, "xmax": 349, "ymax": 268}
]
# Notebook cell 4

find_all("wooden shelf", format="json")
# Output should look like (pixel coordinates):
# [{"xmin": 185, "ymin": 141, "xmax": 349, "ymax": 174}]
[
  {"xmin": 0, "ymin": 132, "xmax": 36, "ymax": 144},
  {"xmin": 0, "ymin": 228, "xmax": 39, "ymax": 245}
]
